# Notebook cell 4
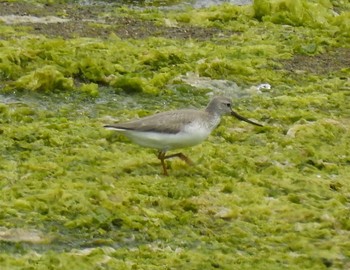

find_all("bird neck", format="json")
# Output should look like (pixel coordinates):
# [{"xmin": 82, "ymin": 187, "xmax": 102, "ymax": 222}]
[
  {"xmin": 203, "ymin": 109, "xmax": 222, "ymax": 130},
  {"xmin": 205, "ymin": 103, "xmax": 222, "ymax": 120},
  {"xmin": 205, "ymin": 102, "xmax": 217, "ymax": 115}
]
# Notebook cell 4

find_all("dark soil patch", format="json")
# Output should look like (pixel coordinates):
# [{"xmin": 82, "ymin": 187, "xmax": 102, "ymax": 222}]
[
  {"xmin": 27, "ymin": 17, "xmax": 229, "ymax": 40},
  {"xmin": 282, "ymin": 48, "xmax": 350, "ymax": 75},
  {"xmin": 0, "ymin": 1, "xmax": 233, "ymax": 40}
]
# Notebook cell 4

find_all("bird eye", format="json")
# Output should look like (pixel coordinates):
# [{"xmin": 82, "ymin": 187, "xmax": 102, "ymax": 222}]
[{"xmin": 226, "ymin": 103, "xmax": 231, "ymax": 107}]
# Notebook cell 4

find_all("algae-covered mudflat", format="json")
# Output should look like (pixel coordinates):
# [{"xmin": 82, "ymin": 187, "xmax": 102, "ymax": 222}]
[{"xmin": 0, "ymin": 0, "xmax": 349, "ymax": 269}]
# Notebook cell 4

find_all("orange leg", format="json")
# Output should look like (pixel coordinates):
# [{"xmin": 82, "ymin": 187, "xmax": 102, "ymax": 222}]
[
  {"xmin": 163, "ymin": 152, "xmax": 194, "ymax": 165},
  {"xmin": 157, "ymin": 151, "xmax": 194, "ymax": 176},
  {"xmin": 157, "ymin": 151, "xmax": 169, "ymax": 176}
]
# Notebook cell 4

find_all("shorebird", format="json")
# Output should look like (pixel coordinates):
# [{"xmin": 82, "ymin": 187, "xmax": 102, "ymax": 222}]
[{"xmin": 104, "ymin": 96, "xmax": 262, "ymax": 175}]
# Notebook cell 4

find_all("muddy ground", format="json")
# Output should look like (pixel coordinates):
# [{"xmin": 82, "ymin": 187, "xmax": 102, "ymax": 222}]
[{"xmin": 0, "ymin": 1, "xmax": 229, "ymax": 40}]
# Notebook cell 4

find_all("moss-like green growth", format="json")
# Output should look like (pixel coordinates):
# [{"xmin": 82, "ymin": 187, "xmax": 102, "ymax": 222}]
[
  {"xmin": 0, "ymin": 0, "xmax": 350, "ymax": 269},
  {"xmin": 253, "ymin": 0, "xmax": 333, "ymax": 27},
  {"xmin": 111, "ymin": 76, "xmax": 145, "ymax": 93},
  {"xmin": 4, "ymin": 65, "xmax": 74, "ymax": 92}
]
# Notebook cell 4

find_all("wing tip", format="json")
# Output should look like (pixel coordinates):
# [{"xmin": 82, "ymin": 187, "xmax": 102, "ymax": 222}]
[{"xmin": 104, "ymin": 125, "xmax": 132, "ymax": 131}]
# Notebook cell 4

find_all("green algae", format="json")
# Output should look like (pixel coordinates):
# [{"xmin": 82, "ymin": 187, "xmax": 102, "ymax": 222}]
[
  {"xmin": 1, "ymin": 2, "xmax": 348, "ymax": 93},
  {"xmin": 253, "ymin": 0, "xmax": 333, "ymax": 27},
  {"xmin": 0, "ymin": 0, "xmax": 350, "ymax": 269},
  {"xmin": 5, "ymin": 65, "xmax": 74, "ymax": 92}
]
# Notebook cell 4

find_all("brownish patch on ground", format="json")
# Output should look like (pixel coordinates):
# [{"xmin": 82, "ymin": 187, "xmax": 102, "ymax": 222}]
[
  {"xmin": 282, "ymin": 48, "xmax": 350, "ymax": 75},
  {"xmin": 28, "ymin": 17, "xmax": 226, "ymax": 40},
  {"xmin": 0, "ymin": 1, "xmax": 232, "ymax": 40}
]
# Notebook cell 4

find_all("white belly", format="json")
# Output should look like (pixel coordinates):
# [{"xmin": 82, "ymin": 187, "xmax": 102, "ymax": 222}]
[{"xmin": 123, "ymin": 124, "xmax": 212, "ymax": 151}]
